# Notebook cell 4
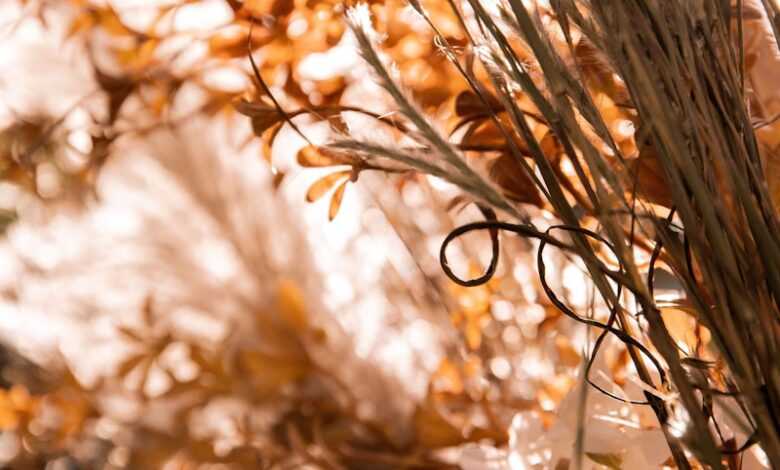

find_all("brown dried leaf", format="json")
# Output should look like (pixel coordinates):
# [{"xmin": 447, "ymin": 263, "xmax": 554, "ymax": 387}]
[
  {"xmin": 488, "ymin": 152, "xmax": 543, "ymax": 206},
  {"xmin": 235, "ymin": 100, "xmax": 284, "ymax": 135},
  {"xmin": 539, "ymin": 130, "xmax": 562, "ymax": 163},
  {"xmin": 190, "ymin": 346, "xmax": 224, "ymax": 379},
  {"xmin": 412, "ymin": 403, "xmax": 464, "ymax": 448},
  {"xmin": 92, "ymin": 66, "xmax": 135, "ymax": 125},
  {"xmin": 757, "ymin": 125, "xmax": 780, "ymax": 214},
  {"xmin": 445, "ymin": 194, "xmax": 471, "ymax": 213},
  {"xmin": 454, "ymin": 90, "xmax": 502, "ymax": 117},
  {"xmin": 624, "ymin": 145, "xmax": 672, "ymax": 207},
  {"xmin": 413, "ymin": 398, "xmax": 506, "ymax": 448},
  {"xmin": 555, "ymin": 459, "xmax": 571, "ymax": 470},
  {"xmin": 272, "ymin": 170, "xmax": 285, "ymax": 189},
  {"xmin": 585, "ymin": 452, "xmax": 623, "ymax": 469}
]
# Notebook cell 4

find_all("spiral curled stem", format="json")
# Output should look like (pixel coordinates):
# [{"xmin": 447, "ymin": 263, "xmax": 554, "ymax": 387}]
[{"xmin": 439, "ymin": 209, "xmax": 667, "ymax": 405}]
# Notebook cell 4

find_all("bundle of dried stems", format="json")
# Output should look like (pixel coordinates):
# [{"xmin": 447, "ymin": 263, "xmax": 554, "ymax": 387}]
[{"xmin": 286, "ymin": 0, "xmax": 780, "ymax": 467}]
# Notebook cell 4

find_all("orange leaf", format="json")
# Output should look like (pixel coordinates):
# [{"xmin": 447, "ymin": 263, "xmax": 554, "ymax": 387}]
[
  {"xmin": 413, "ymin": 399, "xmax": 506, "ymax": 448},
  {"xmin": 660, "ymin": 307, "xmax": 711, "ymax": 350},
  {"xmin": 462, "ymin": 118, "xmax": 505, "ymax": 149},
  {"xmin": 66, "ymin": 11, "xmax": 95, "ymax": 38},
  {"xmin": 460, "ymin": 113, "xmax": 534, "ymax": 156},
  {"xmin": 209, "ymin": 24, "xmax": 272, "ymax": 58},
  {"xmin": 261, "ymin": 122, "xmax": 284, "ymax": 162},
  {"xmin": 297, "ymin": 145, "xmax": 341, "ymax": 167},
  {"xmin": 431, "ymin": 359, "xmax": 463, "ymax": 394},
  {"xmin": 96, "ymin": 7, "xmax": 133, "ymax": 36},
  {"xmin": 464, "ymin": 316, "xmax": 482, "ymax": 350},
  {"xmin": 555, "ymin": 336, "xmax": 581, "ymax": 367},
  {"xmin": 328, "ymin": 180, "xmax": 348, "ymax": 220},
  {"xmin": 305, "ymin": 171, "xmax": 349, "ymax": 202}
]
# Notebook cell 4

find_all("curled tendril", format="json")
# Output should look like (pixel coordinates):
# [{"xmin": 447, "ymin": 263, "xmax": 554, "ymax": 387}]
[
  {"xmin": 439, "ymin": 205, "xmax": 501, "ymax": 287},
  {"xmin": 439, "ymin": 210, "xmax": 668, "ymax": 405},
  {"xmin": 439, "ymin": 207, "xmax": 570, "ymax": 287},
  {"xmin": 537, "ymin": 225, "xmax": 667, "ymax": 403}
]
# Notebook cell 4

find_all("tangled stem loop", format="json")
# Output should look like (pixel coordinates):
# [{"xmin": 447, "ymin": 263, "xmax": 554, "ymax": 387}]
[{"xmin": 439, "ymin": 208, "xmax": 667, "ymax": 405}]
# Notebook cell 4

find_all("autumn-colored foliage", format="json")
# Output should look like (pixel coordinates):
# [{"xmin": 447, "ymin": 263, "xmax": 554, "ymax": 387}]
[{"xmin": 1, "ymin": 0, "xmax": 780, "ymax": 469}]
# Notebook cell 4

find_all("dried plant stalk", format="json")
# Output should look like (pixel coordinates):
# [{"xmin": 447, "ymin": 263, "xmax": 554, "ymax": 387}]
[{"xmin": 339, "ymin": 0, "xmax": 780, "ymax": 467}]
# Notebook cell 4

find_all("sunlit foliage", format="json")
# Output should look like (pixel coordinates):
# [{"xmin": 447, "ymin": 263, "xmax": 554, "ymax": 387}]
[{"xmin": 0, "ymin": 0, "xmax": 779, "ymax": 469}]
